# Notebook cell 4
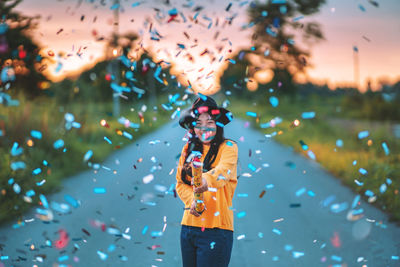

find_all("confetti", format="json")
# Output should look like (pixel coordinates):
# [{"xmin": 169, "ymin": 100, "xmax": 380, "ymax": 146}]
[
  {"xmin": 301, "ymin": 111, "xmax": 315, "ymax": 119},
  {"xmin": 246, "ymin": 111, "xmax": 257, "ymax": 117},
  {"xmin": 269, "ymin": 96, "xmax": 279, "ymax": 107},
  {"xmin": 272, "ymin": 228, "xmax": 281, "ymax": 235},
  {"xmin": 94, "ymin": 188, "xmax": 106, "ymax": 194},
  {"xmin": 259, "ymin": 190, "xmax": 266, "ymax": 198},
  {"xmin": 358, "ymin": 130, "xmax": 369, "ymax": 139},
  {"xmin": 53, "ymin": 139, "xmax": 64, "ymax": 149},
  {"xmin": 381, "ymin": 142, "xmax": 390, "ymax": 155},
  {"xmin": 143, "ymin": 174, "xmax": 154, "ymax": 184},
  {"xmin": 237, "ymin": 211, "xmax": 246, "ymax": 218}
]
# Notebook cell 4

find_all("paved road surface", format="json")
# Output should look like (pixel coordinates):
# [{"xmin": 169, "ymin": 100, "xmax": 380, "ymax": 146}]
[{"xmin": 0, "ymin": 119, "xmax": 399, "ymax": 267}]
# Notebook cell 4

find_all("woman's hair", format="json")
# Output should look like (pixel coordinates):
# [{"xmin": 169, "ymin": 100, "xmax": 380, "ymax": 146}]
[{"xmin": 180, "ymin": 116, "xmax": 225, "ymax": 186}]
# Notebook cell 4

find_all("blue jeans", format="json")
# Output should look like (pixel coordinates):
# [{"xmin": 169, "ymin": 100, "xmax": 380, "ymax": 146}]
[{"xmin": 180, "ymin": 225, "xmax": 233, "ymax": 267}]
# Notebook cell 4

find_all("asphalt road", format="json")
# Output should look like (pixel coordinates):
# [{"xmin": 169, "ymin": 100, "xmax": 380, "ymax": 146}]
[{"xmin": 0, "ymin": 119, "xmax": 399, "ymax": 267}]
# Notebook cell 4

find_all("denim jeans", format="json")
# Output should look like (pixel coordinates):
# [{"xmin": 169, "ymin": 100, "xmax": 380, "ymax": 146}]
[{"xmin": 180, "ymin": 225, "xmax": 233, "ymax": 267}]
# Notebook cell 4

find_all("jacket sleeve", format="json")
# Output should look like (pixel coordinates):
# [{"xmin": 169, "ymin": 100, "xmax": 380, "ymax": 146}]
[
  {"xmin": 203, "ymin": 142, "xmax": 238, "ymax": 189},
  {"xmin": 175, "ymin": 144, "xmax": 193, "ymax": 207}
]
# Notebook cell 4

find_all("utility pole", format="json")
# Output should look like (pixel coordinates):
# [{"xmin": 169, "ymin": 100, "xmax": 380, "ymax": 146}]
[
  {"xmin": 353, "ymin": 45, "xmax": 360, "ymax": 90},
  {"xmin": 112, "ymin": 0, "xmax": 120, "ymax": 117}
]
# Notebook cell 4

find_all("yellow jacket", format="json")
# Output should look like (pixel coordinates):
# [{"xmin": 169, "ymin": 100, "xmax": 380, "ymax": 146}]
[{"xmin": 176, "ymin": 139, "xmax": 238, "ymax": 231}]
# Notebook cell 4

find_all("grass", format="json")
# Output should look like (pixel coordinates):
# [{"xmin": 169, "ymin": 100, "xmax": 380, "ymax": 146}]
[
  {"xmin": 0, "ymin": 93, "xmax": 175, "ymax": 225},
  {"xmin": 228, "ymin": 95, "xmax": 400, "ymax": 222}
]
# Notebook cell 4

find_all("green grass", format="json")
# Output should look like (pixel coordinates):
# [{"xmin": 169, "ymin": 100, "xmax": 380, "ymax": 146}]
[
  {"xmin": 229, "ymin": 95, "xmax": 400, "ymax": 222},
  {"xmin": 0, "ymin": 93, "xmax": 174, "ymax": 225}
]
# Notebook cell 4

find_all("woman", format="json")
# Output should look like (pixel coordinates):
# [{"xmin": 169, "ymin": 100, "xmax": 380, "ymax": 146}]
[{"xmin": 176, "ymin": 95, "xmax": 238, "ymax": 267}]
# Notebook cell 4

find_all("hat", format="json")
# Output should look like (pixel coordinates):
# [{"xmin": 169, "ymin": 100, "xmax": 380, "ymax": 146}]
[{"xmin": 179, "ymin": 96, "xmax": 233, "ymax": 129}]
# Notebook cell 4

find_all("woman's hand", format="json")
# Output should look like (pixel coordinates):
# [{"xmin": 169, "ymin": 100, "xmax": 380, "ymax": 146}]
[
  {"xmin": 193, "ymin": 177, "xmax": 208, "ymax": 194},
  {"xmin": 190, "ymin": 199, "xmax": 201, "ymax": 217}
]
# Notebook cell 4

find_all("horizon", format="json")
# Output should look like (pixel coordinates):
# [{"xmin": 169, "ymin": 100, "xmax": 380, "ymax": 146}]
[{"xmin": 14, "ymin": 0, "xmax": 400, "ymax": 93}]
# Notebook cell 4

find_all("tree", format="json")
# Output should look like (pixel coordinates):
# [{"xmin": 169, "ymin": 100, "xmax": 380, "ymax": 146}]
[
  {"xmin": 246, "ymin": 0, "xmax": 326, "ymax": 96},
  {"xmin": 0, "ymin": 0, "xmax": 48, "ymax": 98}
]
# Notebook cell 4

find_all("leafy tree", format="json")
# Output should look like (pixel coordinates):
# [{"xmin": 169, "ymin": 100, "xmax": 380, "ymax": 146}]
[
  {"xmin": 0, "ymin": 0, "xmax": 48, "ymax": 98},
  {"xmin": 246, "ymin": 0, "xmax": 326, "ymax": 96}
]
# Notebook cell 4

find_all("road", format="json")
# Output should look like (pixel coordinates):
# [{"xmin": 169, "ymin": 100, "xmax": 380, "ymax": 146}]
[{"xmin": 0, "ymin": 119, "xmax": 399, "ymax": 267}]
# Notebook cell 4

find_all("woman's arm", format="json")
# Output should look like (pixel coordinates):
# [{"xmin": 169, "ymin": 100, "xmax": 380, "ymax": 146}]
[
  {"xmin": 175, "ymin": 144, "xmax": 193, "ymax": 207},
  {"xmin": 203, "ymin": 142, "xmax": 238, "ymax": 189}
]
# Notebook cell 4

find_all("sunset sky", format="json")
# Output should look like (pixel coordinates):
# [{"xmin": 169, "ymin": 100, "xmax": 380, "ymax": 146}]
[{"xmin": 15, "ymin": 0, "xmax": 400, "ymax": 93}]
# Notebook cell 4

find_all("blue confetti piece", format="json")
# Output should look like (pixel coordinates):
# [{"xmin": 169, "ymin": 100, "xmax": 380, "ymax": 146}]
[
  {"xmin": 292, "ymin": 15, "xmax": 304, "ymax": 22},
  {"xmin": 352, "ymin": 160, "xmax": 357, "ymax": 166},
  {"xmin": 258, "ymin": 232, "xmax": 264, "ymax": 238},
  {"xmin": 64, "ymin": 194, "xmax": 79, "ymax": 208},
  {"xmin": 336, "ymin": 139, "xmax": 343, "ymax": 147},
  {"xmin": 365, "ymin": 190, "xmax": 374, "ymax": 197},
  {"xmin": 12, "ymin": 222, "xmax": 25, "ymax": 229},
  {"xmin": 29, "ymin": 130, "xmax": 42, "ymax": 139},
  {"xmin": 168, "ymin": 8, "xmax": 178, "ymax": 16},
  {"xmin": 36, "ymin": 180, "xmax": 46, "ymax": 186},
  {"xmin": 301, "ymin": 111, "xmax": 315, "ymax": 119},
  {"xmin": 214, "ymin": 211, "xmax": 220, "ymax": 216},
  {"xmin": 43, "ymin": 160, "xmax": 48, "ymax": 166},
  {"xmin": 131, "ymin": 1, "xmax": 141, "ymax": 7},
  {"xmin": 359, "ymin": 168, "xmax": 368, "ymax": 175},
  {"xmin": 386, "ymin": 178, "xmax": 392, "ymax": 185},
  {"xmin": 322, "ymin": 195, "xmax": 336, "ymax": 207},
  {"xmin": 210, "ymin": 241, "xmax": 216, "ymax": 249},
  {"xmin": 295, "ymin": 187, "xmax": 306, "ymax": 197},
  {"xmin": 330, "ymin": 202, "xmax": 348, "ymax": 213},
  {"xmin": 83, "ymin": 150, "xmax": 93, "ymax": 161},
  {"xmin": 307, "ymin": 190, "xmax": 315, "ymax": 197},
  {"xmin": 228, "ymin": 59, "xmax": 236, "ymax": 64},
  {"xmin": 51, "ymin": 202, "xmax": 70, "ymax": 214},
  {"xmin": 237, "ymin": 193, "xmax": 248, "ymax": 197},
  {"xmin": 198, "ymin": 93, "xmax": 207, "ymax": 101},
  {"xmin": 307, "ymin": 150, "xmax": 316, "ymax": 160},
  {"xmin": 392, "ymin": 256, "xmax": 399, "ymax": 260},
  {"xmin": 32, "ymin": 168, "xmax": 41, "ymax": 175},
  {"xmin": 292, "ymin": 251, "xmax": 304, "ymax": 258},
  {"xmin": 7, "ymin": 178, "xmax": 14, "ymax": 185},
  {"xmin": 354, "ymin": 179, "xmax": 364, "ymax": 186},
  {"xmin": 266, "ymin": 184, "xmax": 274, "ymax": 189},
  {"xmin": 382, "ymin": 142, "xmax": 390, "ymax": 155},
  {"xmin": 379, "ymin": 183, "xmax": 387, "ymax": 194},
  {"xmin": 352, "ymin": 208, "xmax": 364, "ymax": 215},
  {"xmin": 331, "ymin": 255, "xmax": 342, "ymax": 262},
  {"xmin": 97, "ymin": 250, "xmax": 108, "ymax": 261},
  {"xmin": 262, "ymin": 10, "xmax": 268, "ymax": 17},
  {"xmin": 272, "ymin": 0, "xmax": 286, "ymax": 3},
  {"xmin": 39, "ymin": 194, "xmax": 49, "ymax": 209},
  {"xmin": 0, "ymin": 256, "xmax": 9, "ymax": 260},
  {"xmin": 225, "ymin": 141, "xmax": 233, "ymax": 146},
  {"xmin": 269, "ymin": 96, "xmax": 279, "ymax": 107},
  {"xmin": 351, "ymin": 195, "xmax": 360, "ymax": 208},
  {"xmin": 11, "ymin": 142, "xmax": 23, "ymax": 156},
  {"xmin": 284, "ymin": 244, "xmax": 293, "ymax": 251},
  {"xmin": 248, "ymin": 163, "xmax": 257, "ymax": 172},
  {"xmin": 110, "ymin": 3, "xmax": 119, "ymax": 10},
  {"xmin": 193, "ymin": 11, "xmax": 200, "ymax": 20},
  {"xmin": 246, "ymin": 111, "xmax": 257, "ymax": 117},
  {"xmin": 272, "ymin": 228, "xmax": 282, "ymax": 235},
  {"xmin": 151, "ymin": 231, "xmax": 163, "ymax": 237},
  {"xmin": 237, "ymin": 211, "xmax": 246, "ymax": 218},
  {"xmin": 358, "ymin": 4, "xmax": 366, "ymax": 12},
  {"xmin": 58, "ymin": 255, "xmax": 69, "ymax": 262},
  {"xmin": 108, "ymin": 244, "xmax": 116, "ymax": 252},
  {"xmin": 0, "ymin": 130, "xmax": 3, "ymax": 136},
  {"xmin": 10, "ymin": 161, "xmax": 26, "ymax": 171},
  {"xmin": 358, "ymin": 130, "xmax": 369, "ymax": 139},
  {"xmin": 26, "ymin": 190, "xmax": 35, "ymax": 197},
  {"xmin": 94, "ymin": 188, "xmax": 106, "ymax": 194},
  {"xmin": 53, "ymin": 139, "xmax": 64, "ymax": 149},
  {"xmin": 216, "ymin": 121, "xmax": 225, "ymax": 128},
  {"xmin": 72, "ymin": 122, "xmax": 81, "ymax": 129},
  {"xmin": 123, "ymin": 131, "xmax": 133, "ymax": 140},
  {"xmin": 104, "ymin": 136, "xmax": 112, "ymax": 144},
  {"xmin": 142, "ymin": 225, "xmax": 149, "ymax": 235},
  {"xmin": 13, "ymin": 183, "xmax": 21, "ymax": 194}
]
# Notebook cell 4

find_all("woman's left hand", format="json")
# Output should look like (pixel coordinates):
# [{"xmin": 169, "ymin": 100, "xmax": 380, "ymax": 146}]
[{"xmin": 193, "ymin": 177, "xmax": 208, "ymax": 193}]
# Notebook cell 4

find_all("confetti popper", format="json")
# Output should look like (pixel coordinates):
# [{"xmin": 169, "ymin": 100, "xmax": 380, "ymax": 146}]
[{"xmin": 192, "ymin": 155, "xmax": 205, "ymax": 215}]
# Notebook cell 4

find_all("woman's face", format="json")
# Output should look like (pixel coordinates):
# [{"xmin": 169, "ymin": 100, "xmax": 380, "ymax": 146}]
[{"xmin": 193, "ymin": 112, "xmax": 217, "ymax": 144}]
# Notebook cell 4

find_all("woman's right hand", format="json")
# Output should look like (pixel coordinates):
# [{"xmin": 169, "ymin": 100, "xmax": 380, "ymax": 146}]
[{"xmin": 190, "ymin": 199, "xmax": 201, "ymax": 217}]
